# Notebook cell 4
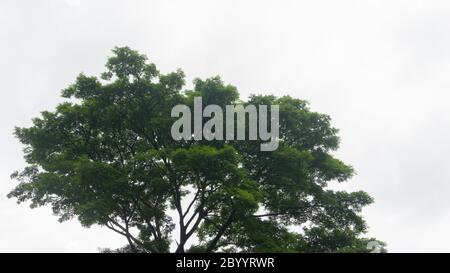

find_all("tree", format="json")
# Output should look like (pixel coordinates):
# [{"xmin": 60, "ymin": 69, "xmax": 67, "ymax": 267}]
[{"xmin": 9, "ymin": 47, "xmax": 383, "ymax": 253}]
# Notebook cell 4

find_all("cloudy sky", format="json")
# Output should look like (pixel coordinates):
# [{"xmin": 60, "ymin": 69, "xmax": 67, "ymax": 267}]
[{"xmin": 1, "ymin": 0, "xmax": 450, "ymax": 252}]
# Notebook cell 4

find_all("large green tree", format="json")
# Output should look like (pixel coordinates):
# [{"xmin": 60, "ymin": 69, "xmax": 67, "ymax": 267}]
[{"xmin": 9, "ymin": 47, "xmax": 382, "ymax": 253}]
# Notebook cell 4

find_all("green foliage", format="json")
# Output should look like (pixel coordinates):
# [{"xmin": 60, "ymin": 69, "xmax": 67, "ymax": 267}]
[{"xmin": 9, "ymin": 46, "xmax": 383, "ymax": 253}]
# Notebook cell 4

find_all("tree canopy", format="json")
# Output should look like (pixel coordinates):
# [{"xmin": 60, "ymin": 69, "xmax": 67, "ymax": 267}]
[{"xmin": 9, "ymin": 47, "xmax": 383, "ymax": 253}]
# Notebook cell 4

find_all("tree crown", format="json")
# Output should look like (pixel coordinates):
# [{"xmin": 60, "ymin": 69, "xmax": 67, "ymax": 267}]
[{"xmin": 9, "ymin": 47, "xmax": 382, "ymax": 253}]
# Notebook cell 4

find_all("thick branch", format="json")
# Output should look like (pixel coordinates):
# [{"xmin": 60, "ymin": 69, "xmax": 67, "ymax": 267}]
[{"xmin": 205, "ymin": 209, "xmax": 236, "ymax": 253}]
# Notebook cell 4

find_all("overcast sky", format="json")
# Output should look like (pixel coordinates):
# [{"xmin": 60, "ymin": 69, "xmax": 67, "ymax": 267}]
[{"xmin": 2, "ymin": 0, "xmax": 450, "ymax": 252}]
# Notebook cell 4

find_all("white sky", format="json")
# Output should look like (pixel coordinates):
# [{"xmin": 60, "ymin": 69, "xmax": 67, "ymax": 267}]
[{"xmin": 2, "ymin": 0, "xmax": 450, "ymax": 252}]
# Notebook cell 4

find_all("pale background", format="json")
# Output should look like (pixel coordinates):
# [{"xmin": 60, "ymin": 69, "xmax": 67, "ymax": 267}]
[{"xmin": 1, "ymin": 0, "xmax": 449, "ymax": 252}]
